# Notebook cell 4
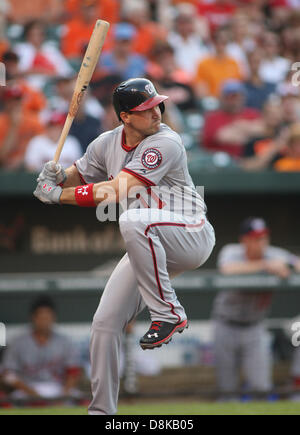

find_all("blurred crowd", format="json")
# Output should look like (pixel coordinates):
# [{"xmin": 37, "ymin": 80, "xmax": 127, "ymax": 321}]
[{"xmin": 1, "ymin": 0, "xmax": 300, "ymax": 172}]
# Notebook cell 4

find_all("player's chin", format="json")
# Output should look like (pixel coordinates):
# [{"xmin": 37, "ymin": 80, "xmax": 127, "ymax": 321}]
[
  {"xmin": 142, "ymin": 123, "xmax": 161, "ymax": 137},
  {"xmin": 150, "ymin": 123, "xmax": 161, "ymax": 134}
]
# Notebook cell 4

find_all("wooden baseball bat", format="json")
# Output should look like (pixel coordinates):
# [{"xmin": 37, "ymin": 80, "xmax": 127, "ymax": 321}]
[{"xmin": 54, "ymin": 19, "xmax": 110, "ymax": 163}]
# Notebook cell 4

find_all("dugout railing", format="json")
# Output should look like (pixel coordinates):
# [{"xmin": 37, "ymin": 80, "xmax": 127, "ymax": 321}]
[
  {"xmin": 0, "ymin": 270, "xmax": 300, "ymax": 323},
  {"xmin": 0, "ymin": 270, "xmax": 300, "ymax": 401}
]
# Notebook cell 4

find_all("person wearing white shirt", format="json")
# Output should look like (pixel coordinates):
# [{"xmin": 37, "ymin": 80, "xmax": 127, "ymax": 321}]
[
  {"xmin": 14, "ymin": 20, "xmax": 73, "ymax": 91},
  {"xmin": 168, "ymin": 8, "xmax": 210, "ymax": 76},
  {"xmin": 25, "ymin": 113, "xmax": 82, "ymax": 172},
  {"xmin": 226, "ymin": 14, "xmax": 256, "ymax": 79},
  {"xmin": 259, "ymin": 32, "xmax": 291, "ymax": 85}
]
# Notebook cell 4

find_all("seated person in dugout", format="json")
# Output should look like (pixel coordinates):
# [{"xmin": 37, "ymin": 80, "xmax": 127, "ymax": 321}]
[{"xmin": 1, "ymin": 297, "xmax": 81, "ymax": 400}]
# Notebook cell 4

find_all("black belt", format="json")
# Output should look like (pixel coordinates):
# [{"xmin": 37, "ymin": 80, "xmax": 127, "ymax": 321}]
[{"xmin": 220, "ymin": 318, "xmax": 261, "ymax": 328}]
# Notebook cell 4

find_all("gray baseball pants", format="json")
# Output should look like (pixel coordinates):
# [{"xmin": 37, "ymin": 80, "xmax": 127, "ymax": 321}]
[
  {"xmin": 88, "ymin": 209, "xmax": 215, "ymax": 415},
  {"xmin": 214, "ymin": 320, "xmax": 272, "ymax": 397}
]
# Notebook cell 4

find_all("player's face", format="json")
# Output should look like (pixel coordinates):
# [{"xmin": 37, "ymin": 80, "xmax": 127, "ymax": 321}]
[
  {"xmin": 127, "ymin": 105, "xmax": 162, "ymax": 136},
  {"xmin": 241, "ymin": 235, "xmax": 270, "ymax": 259}
]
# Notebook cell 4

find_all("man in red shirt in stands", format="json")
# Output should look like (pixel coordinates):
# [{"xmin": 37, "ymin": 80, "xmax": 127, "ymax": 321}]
[
  {"xmin": 202, "ymin": 80, "xmax": 261, "ymax": 159},
  {"xmin": 198, "ymin": 0, "xmax": 237, "ymax": 32}
]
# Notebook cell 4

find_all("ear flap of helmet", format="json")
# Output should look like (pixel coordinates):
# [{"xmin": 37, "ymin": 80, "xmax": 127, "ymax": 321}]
[{"xmin": 159, "ymin": 102, "xmax": 165, "ymax": 115}]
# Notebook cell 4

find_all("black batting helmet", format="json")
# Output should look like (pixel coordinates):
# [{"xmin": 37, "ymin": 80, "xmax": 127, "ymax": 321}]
[{"xmin": 113, "ymin": 78, "xmax": 168, "ymax": 120}]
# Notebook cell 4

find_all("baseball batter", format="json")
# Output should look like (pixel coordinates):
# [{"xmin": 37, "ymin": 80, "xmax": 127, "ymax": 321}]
[{"xmin": 34, "ymin": 78, "xmax": 216, "ymax": 415}]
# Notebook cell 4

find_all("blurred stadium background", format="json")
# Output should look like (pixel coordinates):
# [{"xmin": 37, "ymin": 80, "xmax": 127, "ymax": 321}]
[{"xmin": 1, "ymin": 0, "xmax": 300, "ymax": 414}]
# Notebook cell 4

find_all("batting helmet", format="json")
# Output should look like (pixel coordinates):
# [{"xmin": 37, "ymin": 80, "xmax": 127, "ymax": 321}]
[{"xmin": 113, "ymin": 78, "xmax": 168, "ymax": 120}]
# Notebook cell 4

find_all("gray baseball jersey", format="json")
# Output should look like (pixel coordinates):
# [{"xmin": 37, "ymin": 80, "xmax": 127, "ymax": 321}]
[
  {"xmin": 75, "ymin": 124, "xmax": 206, "ymax": 217},
  {"xmin": 213, "ymin": 244, "xmax": 298, "ymax": 324},
  {"xmin": 2, "ymin": 330, "xmax": 80, "ymax": 385},
  {"xmin": 212, "ymin": 244, "xmax": 298, "ymax": 395},
  {"xmin": 75, "ymin": 123, "xmax": 215, "ymax": 415},
  {"xmin": 291, "ymin": 346, "xmax": 300, "ymax": 378}
]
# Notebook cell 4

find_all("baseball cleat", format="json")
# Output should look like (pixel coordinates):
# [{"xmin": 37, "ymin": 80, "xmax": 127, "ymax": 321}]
[{"xmin": 140, "ymin": 320, "xmax": 189, "ymax": 350}]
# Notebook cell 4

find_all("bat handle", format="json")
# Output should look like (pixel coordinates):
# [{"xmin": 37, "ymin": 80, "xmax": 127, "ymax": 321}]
[{"xmin": 53, "ymin": 115, "xmax": 75, "ymax": 163}]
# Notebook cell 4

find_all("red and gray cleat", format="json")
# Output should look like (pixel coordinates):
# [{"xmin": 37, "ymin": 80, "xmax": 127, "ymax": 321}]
[{"xmin": 140, "ymin": 320, "xmax": 189, "ymax": 350}]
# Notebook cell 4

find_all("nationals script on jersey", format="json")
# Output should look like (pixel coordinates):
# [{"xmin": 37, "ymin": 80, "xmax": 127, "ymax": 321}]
[{"xmin": 75, "ymin": 124, "xmax": 207, "ymax": 218}]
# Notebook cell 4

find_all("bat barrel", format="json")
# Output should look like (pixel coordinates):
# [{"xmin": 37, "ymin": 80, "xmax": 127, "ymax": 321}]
[{"xmin": 53, "ymin": 19, "xmax": 110, "ymax": 164}]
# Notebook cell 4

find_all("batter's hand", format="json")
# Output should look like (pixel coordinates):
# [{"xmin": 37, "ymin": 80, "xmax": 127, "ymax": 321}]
[
  {"xmin": 34, "ymin": 180, "xmax": 62, "ymax": 204},
  {"xmin": 38, "ymin": 161, "xmax": 67, "ymax": 186}
]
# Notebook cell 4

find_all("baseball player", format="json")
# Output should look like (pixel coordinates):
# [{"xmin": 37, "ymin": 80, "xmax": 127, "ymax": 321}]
[
  {"xmin": 1, "ymin": 297, "xmax": 80, "ymax": 399},
  {"xmin": 291, "ymin": 346, "xmax": 300, "ymax": 400},
  {"xmin": 33, "ymin": 78, "xmax": 216, "ymax": 415},
  {"xmin": 213, "ymin": 217, "xmax": 300, "ymax": 399}
]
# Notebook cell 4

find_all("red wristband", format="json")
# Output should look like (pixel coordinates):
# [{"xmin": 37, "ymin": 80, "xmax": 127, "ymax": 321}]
[{"xmin": 75, "ymin": 184, "xmax": 96, "ymax": 207}]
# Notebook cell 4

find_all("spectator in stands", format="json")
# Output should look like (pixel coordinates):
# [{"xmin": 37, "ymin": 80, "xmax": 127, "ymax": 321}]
[
  {"xmin": 212, "ymin": 217, "xmax": 300, "ymax": 400},
  {"xmin": 274, "ymin": 122, "xmax": 300, "ymax": 172},
  {"xmin": 268, "ymin": 0, "xmax": 293, "ymax": 33},
  {"xmin": 168, "ymin": 4, "xmax": 209, "ymax": 76},
  {"xmin": 99, "ymin": 23, "xmax": 147, "ymax": 82},
  {"xmin": 48, "ymin": 75, "xmax": 104, "ymax": 122},
  {"xmin": 194, "ymin": 27, "xmax": 242, "ymax": 98},
  {"xmin": 14, "ymin": 20, "xmax": 73, "ymax": 91},
  {"xmin": 226, "ymin": 13, "xmax": 255, "ymax": 79},
  {"xmin": 244, "ymin": 49, "xmax": 276, "ymax": 111},
  {"xmin": 90, "ymin": 74, "xmax": 124, "ymax": 132},
  {"xmin": 66, "ymin": 0, "xmax": 119, "ymax": 24},
  {"xmin": 197, "ymin": 0, "xmax": 237, "ymax": 33},
  {"xmin": 241, "ymin": 98, "xmax": 288, "ymax": 171},
  {"xmin": 122, "ymin": 0, "xmax": 168, "ymax": 57},
  {"xmin": 2, "ymin": 50, "xmax": 47, "ymax": 116},
  {"xmin": 0, "ymin": 85, "xmax": 44, "ymax": 170},
  {"xmin": 202, "ymin": 80, "xmax": 261, "ymax": 159},
  {"xmin": 235, "ymin": 0, "xmax": 266, "ymax": 41},
  {"xmin": 280, "ymin": 92, "xmax": 300, "ymax": 125},
  {"xmin": 100, "ymin": 100, "xmax": 122, "ymax": 133},
  {"xmin": 24, "ymin": 112, "xmax": 81, "ymax": 172},
  {"xmin": 1, "ymin": 297, "xmax": 81, "ymax": 400},
  {"xmin": 90, "ymin": 73, "xmax": 123, "ymax": 113},
  {"xmin": 258, "ymin": 32, "xmax": 291, "ymax": 85},
  {"xmin": 70, "ymin": 102, "xmax": 102, "ymax": 154},
  {"xmin": 172, "ymin": 0, "xmax": 199, "ymax": 4},
  {"xmin": 62, "ymin": 0, "xmax": 100, "ymax": 60},
  {"xmin": 8, "ymin": 0, "xmax": 64, "ymax": 25},
  {"xmin": 281, "ymin": 11, "xmax": 300, "ymax": 62},
  {"xmin": 147, "ymin": 42, "xmax": 197, "ymax": 112},
  {"xmin": 0, "ymin": 0, "xmax": 9, "ymax": 59}
]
